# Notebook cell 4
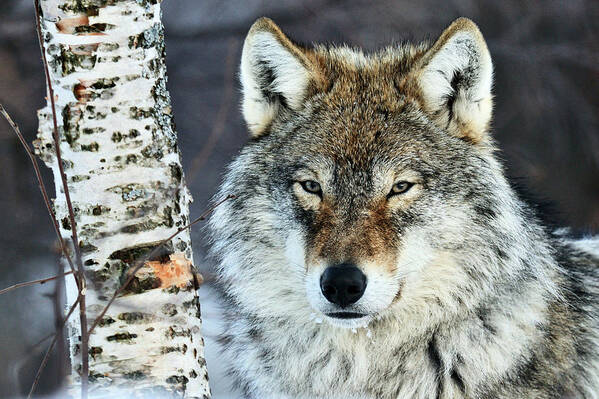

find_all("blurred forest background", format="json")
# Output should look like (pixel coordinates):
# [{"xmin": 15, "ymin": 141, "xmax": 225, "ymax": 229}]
[{"xmin": 0, "ymin": 0, "xmax": 597, "ymax": 397}]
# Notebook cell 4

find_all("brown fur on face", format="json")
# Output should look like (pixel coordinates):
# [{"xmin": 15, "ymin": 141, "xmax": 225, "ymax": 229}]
[
  {"xmin": 304, "ymin": 196, "xmax": 400, "ymax": 273},
  {"xmin": 289, "ymin": 63, "xmax": 429, "ymax": 274}
]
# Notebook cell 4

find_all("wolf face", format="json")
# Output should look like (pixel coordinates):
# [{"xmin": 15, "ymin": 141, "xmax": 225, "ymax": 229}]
[
  {"xmin": 209, "ymin": 17, "xmax": 599, "ymax": 399},
  {"xmin": 284, "ymin": 99, "xmax": 496, "ymax": 330},
  {"xmin": 210, "ymin": 17, "xmax": 513, "ymax": 331}
]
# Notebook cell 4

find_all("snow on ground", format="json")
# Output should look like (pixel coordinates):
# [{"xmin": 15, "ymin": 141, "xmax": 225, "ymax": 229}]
[{"xmin": 200, "ymin": 283, "xmax": 243, "ymax": 398}]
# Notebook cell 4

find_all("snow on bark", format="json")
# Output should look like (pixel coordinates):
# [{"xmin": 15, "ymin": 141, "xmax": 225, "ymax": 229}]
[{"xmin": 34, "ymin": 0, "xmax": 210, "ymax": 397}]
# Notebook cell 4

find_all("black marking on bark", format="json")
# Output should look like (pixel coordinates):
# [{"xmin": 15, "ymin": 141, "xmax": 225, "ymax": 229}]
[
  {"xmin": 79, "ymin": 241, "xmax": 97, "ymax": 253},
  {"xmin": 166, "ymin": 326, "xmax": 191, "ymax": 339},
  {"xmin": 117, "ymin": 311, "xmax": 151, "ymax": 323},
  {"xmin": 169, "ymin": 162, "xmax": 183, "ymax": 182},
  {"xmin": 98, "ymin": 316, "xmax": 115, "ymax": 327},
  {"xmin": 141, "ymin": 143, "xmax": 164, "ymax": 160},
  {"xmin": 162, "ymin": 303, "xmax": 178, "ymax": 316},
  {"xmin": 125, "ymin": 154, "xmax": 138, "ymax": 164},
  {"xmin": 80, "ymin": 142, "xmax": 99, "ymax": 151},
  {"xmin": 120, "ymin": 219, "xmax": 163, "ymax": 234},
  {"xmin": 106, "ymin": 332, "xmax": 137, "ymax": 342},
  {"xmin": 166, "ymin": 374, "xmax": 189, "ymax": 385},
  {"xmin": 182, "ymin": 296, "xmax": 202, "ymax": 318},
  {"xmin": 161, "ymin": 345, "xmax": 183, "ymax": 354},
  {"xmin": 88, "ymin": 371, "xmax": 106, "ymax": 383},
  {"xmin": 109, "ymin": 241, "xmax": 173, "ymax": 264},
  {"xmin": 89, "ymin": 346, "xmax": 102, "ymax": 359},
  {"xmin": 129, "ymin": 106, "xmax": 152, "ymax": 120},
  {"xmin": 124, "ymin": 370, "xmax": 146, "ymax": 380},
  {"xmin": 61, "ymin": 217, "xmax": 71, "ymax": 230},
  {"xmin": 60, "ymin": 47, "xmax": 98, "ymax": 75},
  {"xmin": 81, "ymin": 127, "xmax": 105, "ymax": 135},
  {"xmin": 162, "ymin": 206, "xmax": 174, "ymax": 228},
  {"xmin": 131, "ymin": 277, "xmax": 161, "ymax": 294}
]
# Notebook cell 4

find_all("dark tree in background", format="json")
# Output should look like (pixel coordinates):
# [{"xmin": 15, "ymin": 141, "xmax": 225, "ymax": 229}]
[{"xmin": 0, "ymin": 0, "xmax": 597, "ymax": 397}]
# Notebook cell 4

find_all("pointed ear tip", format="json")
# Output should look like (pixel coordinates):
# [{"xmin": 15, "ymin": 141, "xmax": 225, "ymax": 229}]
[
  {"xmin": 450, "ymin": 17, "xmax": 479, "ymax": 29},
  {"xmin": 243, "ymin": 17, "xmax": 278, "ymax": 59},
  {"xmin": 446, "ymin": 17, "xmax": 486, "ymax": 42},
  {"xmin": 248, "ymin": 17, "xmax": 281, "ymax": 36}
]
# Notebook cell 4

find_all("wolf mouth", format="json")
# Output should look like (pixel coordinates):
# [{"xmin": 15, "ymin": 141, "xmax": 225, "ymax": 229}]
[{"xmin": 326, "ymin": 312, "xmax": 367, "ymax": 319}]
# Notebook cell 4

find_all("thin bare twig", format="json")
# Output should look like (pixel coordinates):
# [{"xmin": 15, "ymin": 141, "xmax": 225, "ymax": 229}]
[
  {"xmin": 27, "ymin": 295, "xmax": 81, "ymax": 399},
  {"xmin": 29, "ymin": 333, "xmax": 55, "ymax": 351},
  {"xmin": 33, "ymin": 3, "xmax": 83, "ymax": 270},
  {"xmin": 87, "ymin": 194, "xmax": 234, "ymax": 336},
  {"xmin": 53, "ymin": 253, "xmax": 68, "ymax": 386},
  {"xmin": 0, "ymin": 270, "xmax": 74, "ymax": 295},
  {"xmin": 0, "ymin": 105, "xmax": 78, "ymax": 279},
  {"xmin": 33, "ymin": 1, "xmax": 88, "ymax": 396}
]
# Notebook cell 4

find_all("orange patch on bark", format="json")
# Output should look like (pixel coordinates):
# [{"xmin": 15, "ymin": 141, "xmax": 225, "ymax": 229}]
[
  {"xmin": 74, "ymin": 83, "xmax": 91, "ymax": 103},
  {"xmin": 56, "ymin": 15, "xmax": 89, "ymax": 34},
  {"xmin": 146, "ymin": 253, "xmax": 194, "ymax": 289}
]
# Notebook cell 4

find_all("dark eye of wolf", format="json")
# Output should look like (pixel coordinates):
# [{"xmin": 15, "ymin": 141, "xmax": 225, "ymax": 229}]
[
  {"xmin": 389, "ymin": 181, "xmax": 414, "ymax": 196},
  {"xmin": 300, "ymin": 180, "xmax": 322, "ymax": 195}
]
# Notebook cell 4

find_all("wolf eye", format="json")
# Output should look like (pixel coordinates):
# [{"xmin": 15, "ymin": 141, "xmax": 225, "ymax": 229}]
[
  {"xmin": 300, "ymin": 180, "xmax": 322, "ymax": 195},
  {"xmin": 389, "ymin": 181, "xmax": 414, "ymax": 196}
]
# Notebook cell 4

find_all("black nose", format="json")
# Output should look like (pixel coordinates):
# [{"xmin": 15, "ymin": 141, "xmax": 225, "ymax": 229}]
[{"xmin": 320, "ymin": 263, "xmax": 367, "ymax": 308}]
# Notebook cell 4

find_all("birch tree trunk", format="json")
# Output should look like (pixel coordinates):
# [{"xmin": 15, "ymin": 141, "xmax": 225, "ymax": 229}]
[{"xmin": 34, "ymin": 0, "xmax": 210, "ymax": 397}]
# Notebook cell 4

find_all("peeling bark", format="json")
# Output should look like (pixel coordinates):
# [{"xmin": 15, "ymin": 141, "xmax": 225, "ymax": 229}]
[{"xmin": 35, "ymin": 0, "xmax": 210, "ymax": 397}]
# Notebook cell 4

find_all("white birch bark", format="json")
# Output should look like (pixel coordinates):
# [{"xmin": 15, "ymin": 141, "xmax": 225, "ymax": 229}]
[{"xmin": 34, "ymin": 0, "xmax": 210, "ymax": 397}]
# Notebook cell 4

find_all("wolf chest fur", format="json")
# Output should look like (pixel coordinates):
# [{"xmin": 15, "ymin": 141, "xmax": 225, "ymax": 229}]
[{"xmin": 208, "ymin": 17, "xmax": 599, "ymax": 399}]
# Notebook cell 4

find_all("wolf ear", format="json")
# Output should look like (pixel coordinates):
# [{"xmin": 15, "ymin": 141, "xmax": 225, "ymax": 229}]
[
  {"xmin": 241, "ymin": 17, "xmax": 319, "ymax": 137},
  {"xmin": 417, "ymin": 18, "xmax": 493, "ymax": 143}
]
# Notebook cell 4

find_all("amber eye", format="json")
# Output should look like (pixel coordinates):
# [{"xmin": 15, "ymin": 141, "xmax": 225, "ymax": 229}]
[
  {"xmin": 389, "ymin": 181, "xmax": 414, "ymax": 197},
  {"xmin": 300, "ymin": 180, "xmax": 322, "ymax": 196}
]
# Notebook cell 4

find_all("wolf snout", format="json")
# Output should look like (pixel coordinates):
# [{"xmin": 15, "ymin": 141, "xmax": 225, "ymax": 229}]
[{"xmin": 319, "ymin": 263, "xmax": 367, "ymax": 308}]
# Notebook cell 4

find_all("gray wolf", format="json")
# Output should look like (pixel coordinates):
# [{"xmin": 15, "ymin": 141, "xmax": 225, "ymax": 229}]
[{"xmin": 208, "ymin": 17, "xmax": 599, "ymax": 398}]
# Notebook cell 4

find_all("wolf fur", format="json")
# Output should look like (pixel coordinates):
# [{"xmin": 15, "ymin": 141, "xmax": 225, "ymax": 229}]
[{"xmin": 208, "ymin": 17, "xmax": 599, "ymax": 398}]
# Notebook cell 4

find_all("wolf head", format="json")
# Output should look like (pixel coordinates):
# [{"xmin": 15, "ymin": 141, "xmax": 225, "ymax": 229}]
[{"xmin": 211, "ymin": 18, "xmax": 529, "ymax": 330}]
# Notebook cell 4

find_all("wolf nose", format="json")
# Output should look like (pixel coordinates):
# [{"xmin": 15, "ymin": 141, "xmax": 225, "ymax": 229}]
[{"xmin": 320, "ymin": 263, "xmax": 367, "ymax": 308}]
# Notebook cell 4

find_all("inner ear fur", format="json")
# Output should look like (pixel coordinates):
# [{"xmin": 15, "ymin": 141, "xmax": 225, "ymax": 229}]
[
  {"xmin": 240, "ymin": 17, "xmax": 323, "ymax": 137},
  {"xmin": 416, "ymin": 18, "xmax": 494, "ymax": 144}
]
